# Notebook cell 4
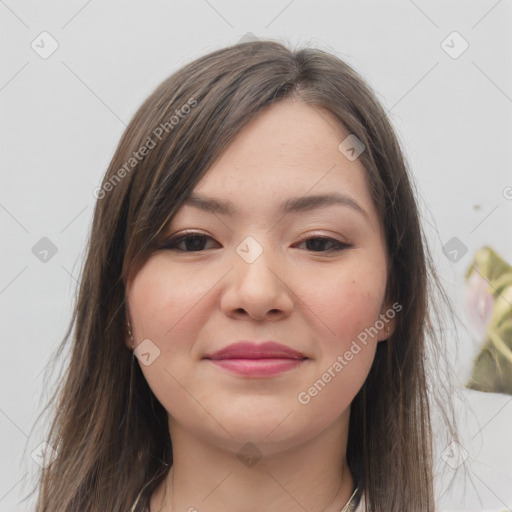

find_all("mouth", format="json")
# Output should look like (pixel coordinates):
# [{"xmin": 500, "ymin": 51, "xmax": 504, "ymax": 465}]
[{"xmin": 203, "ymin": 341, "xmax": 308, "ymax": 377}]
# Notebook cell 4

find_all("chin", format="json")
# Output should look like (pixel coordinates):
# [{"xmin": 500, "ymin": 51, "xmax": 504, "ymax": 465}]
[{"xmin": 190, "ymin": 406, "xmax": 333, "ymax": 455}]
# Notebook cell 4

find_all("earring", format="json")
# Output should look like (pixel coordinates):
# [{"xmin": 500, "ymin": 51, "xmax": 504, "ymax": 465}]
[{"xmin": 127, "ymin": 319, "xmax": 134, "ymax": 350}]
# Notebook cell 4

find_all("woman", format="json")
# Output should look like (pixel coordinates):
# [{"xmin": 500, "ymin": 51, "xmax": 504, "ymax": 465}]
[{"xmin": 33, "ymin": 39, "xmax": 457, "ymax": 511}]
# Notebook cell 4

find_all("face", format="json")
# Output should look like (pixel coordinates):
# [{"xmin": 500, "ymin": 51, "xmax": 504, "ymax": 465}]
[{"xmin": 126, "ymin": 98, "xmax": 395, "ymax": 455}]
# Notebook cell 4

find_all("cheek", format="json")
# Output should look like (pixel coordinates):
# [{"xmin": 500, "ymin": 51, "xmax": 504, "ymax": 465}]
[
  {"xmin": 302, "ymin": 261, "xmax": 387, "ymax": 343},
  {"xmin": 127, "ymin": 255, "xmax": 232, "ymax": 414},
  {"xmin": 295, "ymin": 344, "xmax": 375, "ymax": 434},
  {"xmin": 293, "ymin": 271, "xmax": 382, "ymax": 427},
  {"xmin": 291, "ymin": 261, "xmax": 385, "ymax": 415},
  {"xmin": 127, "ymin": 257, "xmax": 211, "ymax": 420},
  {"xmin": 128, "ymin": 255, "xmax": 214, "ymax": 347}
]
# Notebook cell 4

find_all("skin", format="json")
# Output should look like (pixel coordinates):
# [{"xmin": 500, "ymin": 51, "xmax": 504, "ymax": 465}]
[{"xmin": 126, "ymin": 97, "xmax": 396, "ymax": 512}]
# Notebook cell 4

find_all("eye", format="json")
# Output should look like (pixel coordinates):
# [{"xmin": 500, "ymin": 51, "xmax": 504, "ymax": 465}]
[
  {"xmin": 160, "ymin": 232, "xmax": 351, "ymax": 253},
  {"xmin": 160, "ymin": 232, "xmax": 219, "ymax": 252},
  {"xmin": 294, "ymin": 236, "xmax": 351, "ymax": 253}
]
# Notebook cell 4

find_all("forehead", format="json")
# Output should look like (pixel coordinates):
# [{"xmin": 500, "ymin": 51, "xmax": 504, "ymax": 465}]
[{"xmin": 186, "ymin": 98, "xmax": 379, "ymax": 227}]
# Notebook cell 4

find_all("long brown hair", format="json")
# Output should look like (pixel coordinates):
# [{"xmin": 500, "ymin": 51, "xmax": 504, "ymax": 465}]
[{"xmin": 30, "ymin": 38, "xmax": 458, "ymax": 511}]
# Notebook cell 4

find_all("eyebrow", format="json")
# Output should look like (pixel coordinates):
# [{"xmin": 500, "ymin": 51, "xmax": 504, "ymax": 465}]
[{"xmin": 183, "ymin": 192, "xmax": 370, "ymax": 221}]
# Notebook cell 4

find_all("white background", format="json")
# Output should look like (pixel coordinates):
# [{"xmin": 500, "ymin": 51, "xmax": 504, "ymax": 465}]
[{"xmin": 1, "ymin": 1, "xmax": 511, "ymax": 510}]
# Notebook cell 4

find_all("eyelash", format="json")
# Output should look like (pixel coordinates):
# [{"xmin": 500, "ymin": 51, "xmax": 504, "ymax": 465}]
[{"xmin": 160, "ymin": 231, "xmax": 351, "ymax": 253}]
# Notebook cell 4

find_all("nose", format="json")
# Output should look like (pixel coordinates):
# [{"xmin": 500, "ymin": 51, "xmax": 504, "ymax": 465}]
[{"xmin": 220, "ymin": 241, "xmax": 294, "ymax": 322}]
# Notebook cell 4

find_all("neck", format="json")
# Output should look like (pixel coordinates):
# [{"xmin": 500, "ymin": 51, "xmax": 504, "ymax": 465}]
[{"xmin": 150, "ymin": 411, "xmax": 355, "ymax": 512}]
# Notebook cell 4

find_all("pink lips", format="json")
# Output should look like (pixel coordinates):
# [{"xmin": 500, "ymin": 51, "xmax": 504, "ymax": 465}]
[{"xmin": 203, "ymin": 341, "xmax": 307, "ymax": 377}]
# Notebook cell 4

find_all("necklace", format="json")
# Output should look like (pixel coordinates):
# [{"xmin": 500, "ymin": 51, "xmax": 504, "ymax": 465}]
[{"xmin": 134, "ymin": 467, "xmax": 359, "ymax": 512}]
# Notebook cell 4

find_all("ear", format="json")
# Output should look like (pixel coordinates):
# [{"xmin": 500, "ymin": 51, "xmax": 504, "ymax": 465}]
[{"xmin": 376, "ymin": 301, "xmax": 401, "ymax": 342}]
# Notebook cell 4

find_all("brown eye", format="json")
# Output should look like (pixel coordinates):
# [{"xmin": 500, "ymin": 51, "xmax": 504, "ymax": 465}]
[
  {"xmin": 295, "ymin": 237, "xmax": 351, "ymax": 253},
  {"xmin": 161, "ymin": 233, "xmax": 220, "ymax": 252}
]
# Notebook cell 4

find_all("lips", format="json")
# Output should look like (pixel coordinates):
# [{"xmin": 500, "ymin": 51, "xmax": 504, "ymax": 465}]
[
  {"xmin": 203, "ymin": 341, "xmax": 307, "ymax": 377},
  {"xmin": 204, "ymin": 341, "xmax": 306, "ymax": 360}
]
